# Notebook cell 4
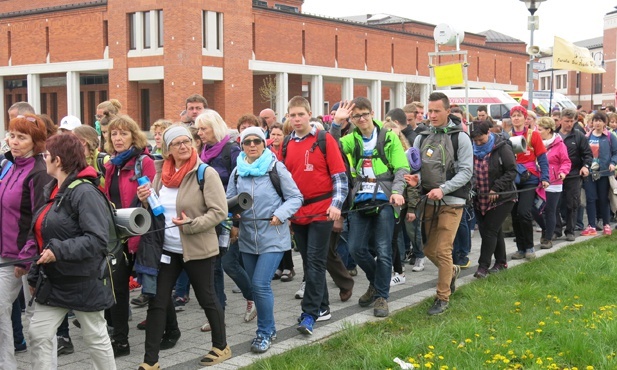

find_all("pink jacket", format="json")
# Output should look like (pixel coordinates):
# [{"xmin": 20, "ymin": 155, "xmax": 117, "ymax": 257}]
[{"xmin": 544, "ymin": 134, "xmax": 571, "ymax": 186}]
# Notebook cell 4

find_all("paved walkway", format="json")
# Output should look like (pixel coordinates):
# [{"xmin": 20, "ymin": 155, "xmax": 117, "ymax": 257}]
[{"xmin": 16, "ymin": 228, "xmax": 600, "ymax": 370}]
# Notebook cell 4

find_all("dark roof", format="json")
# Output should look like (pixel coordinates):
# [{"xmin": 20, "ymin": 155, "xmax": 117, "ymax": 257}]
[
  {"xmin": 478, "ymin": 30, "xmax": 524, "ymax": 43},
  {"xmin": 574, "ymin": 36, "xmax": 603, "ymax": 49}
]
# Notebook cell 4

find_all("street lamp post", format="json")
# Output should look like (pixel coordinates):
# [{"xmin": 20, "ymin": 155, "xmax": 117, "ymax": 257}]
[{"xmin": 520, "ymin": 0, "xmax": 547, "ymax": 112}]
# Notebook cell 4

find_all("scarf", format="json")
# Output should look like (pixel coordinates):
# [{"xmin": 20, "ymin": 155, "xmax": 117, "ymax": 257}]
[
  {"xmin": 110, "ymin": 146, "xmax": 139, "ymax": 167},
  {"xmin": 161, "ymin": 148, "xmax": 198, "ymax": 188},
  {"xmin": 473, "ymin": 132, "xmax": 495, "ymax": 159},
  {"xmin": 542, "ymin": 133, "xmax": 556, "ymax": 149},
  {"xmin": 200, "ymin": 135, "xmax": 230, "ymax": 164},
  {"xmin": 236, "ymin": 148, "xmax": 273, "ymax": 177}
]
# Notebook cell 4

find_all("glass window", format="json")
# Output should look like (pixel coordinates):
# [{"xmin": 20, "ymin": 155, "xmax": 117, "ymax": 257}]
[
  {"xmin": 129, "ymin": 13, "xmax": 137, "ymax": 50},
  {"xmin": 158, "ymin": 10, "xmax": 164, "ymax": 47},
  {"xmin": 143, "ymin": 12, "xmax": 151, "ymax": 49}
]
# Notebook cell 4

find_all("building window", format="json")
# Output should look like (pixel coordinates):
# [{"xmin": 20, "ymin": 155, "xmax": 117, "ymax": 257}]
[
  {"xmin": 128, "ymin": 10, "xmax": 164, "ymax": 56},
  {"xmin": 253, "ymin": 0, "xmax": 268, "ymax": 6},
  {"xmin": 203, "ymin": 10, "xmax": 223, "ymax": 56},
  {"xmin": 594, "ymin": 74, "xmax": 602, "ymax": 94},
  {"xmin": 562, "ymin": 75, "xmax": 567, "ymax": 89},
  {"xmin": 274, "ymin": 4, "xmax": 299, "ymax": 13},
  {"xmin": 556, "ymin": 76, "xmax": 561, "ymax": 89}
]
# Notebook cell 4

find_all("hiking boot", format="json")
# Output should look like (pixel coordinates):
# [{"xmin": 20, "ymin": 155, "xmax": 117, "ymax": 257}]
[
  {"xmin": 412, "ymin": 257, "xmax": 425, "ymax": 272},
  {"xmin": 244, "ymin": 300, "xmax": 257, "ymax": 322},
  {"xmin": 474, "ymin": 266, "xmax": 488, "ymax": 279},
  {"xmin": 295, "ymin": 281, "xmax": 305, "ymax": 299},
  {"xmin": 603, "ymin": 224, "xmax": 612, "ymax": 236},
  {"xmin": 580, "ymin": 225, "xmax": 597, "ymax": 236},
  {"xmin": 511, "ymin": 250, "xmax": 525, "ymax": 260},
  {"xmin": 390, "ymin": 273, "xmax": 406, "ymax": 286},
  {"xmin": 297, "ymin": 313, "xmax": 315, "ymax": 335},
  {"xmin": 160, "ymin": 329, "xmax": 181, "ymax": 350},
  {"xmin": 250, "ymin": 335, "xmax": 272, "ymax": 353},
  {"xmin": 427, "ymin": 298, "xmax": 449, "ymax": 316},
  {"xmin": 540, "ymin": 240, "xmax": 553, "ymax": 249},
  {"xmin": 57, "ymin": 336, "xmax": 74, "ymax": 356},
  {"xmin": 566, "ymin": 233, "xmax": 575, "ymax": 241},
  {"xmin": 112, "ymin": 341, "xmax": 130, "ymax": 357},
  {"xmin": 373, "ymin": 297, "xmax": 389, "ymax": 317},
  {"xmin": 131, "ymin": 294, "xmax": 150, "ymax": 307},
  {"xmin": 450, "ymin": 265, "xmax": 461, "ymax": 294},
  {"xmin": 525, "ymin": 248, "xmax": 536, "ymax": 260},
  {"xmin": 488, "ymin": 262, "xmax": 507, "ymax": 273},
  {"xmin": 358, "ymin": 285, "xmax": 377, "ymax": 307}
]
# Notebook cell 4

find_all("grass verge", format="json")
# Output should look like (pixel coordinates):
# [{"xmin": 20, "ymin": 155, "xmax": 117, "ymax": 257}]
[{"xmin": 246, "ymin": 236, "xmax": 617, "ymax": 370}]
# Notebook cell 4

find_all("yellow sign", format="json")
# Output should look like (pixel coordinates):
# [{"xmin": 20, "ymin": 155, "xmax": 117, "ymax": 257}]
[
  {"xmin": 553, "ymin": 36, "xmax": 605, "ymax": 74},
  {"xmin": 434, "ymin": 63, "xmax": 464, "ymax": 87}
]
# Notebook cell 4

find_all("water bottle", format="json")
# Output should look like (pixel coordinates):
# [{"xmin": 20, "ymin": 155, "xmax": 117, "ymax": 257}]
[
  {"xmin": 137, "ymin": 176, "xmax": 165, "ymax": 216},
  {"xmin": 218, "ymin": 216, "xmax": 232, "ymax": 248}
]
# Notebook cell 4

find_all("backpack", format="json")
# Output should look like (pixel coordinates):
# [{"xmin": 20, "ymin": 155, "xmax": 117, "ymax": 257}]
[
  {"xmin": 195, "ymin": 163, "xmax": 210, "ymax": 191},
  {"xmin": 418, "ymin": 125, "xmax": 471, "ymax": 200},
  {"xmin": 281, "ymin": 129, "xmax": 328, "ymax": 161},
  {"xmin": 351, "ymin": 125, "xmax": 392, "ymax": 172},
  {"xmin": 0, "ymin": 159, "xmax": 13, "ymax": 181},
  {"xmin": 221, "ymin": 140, "xmax": 239, "ymax": 175},
  {"xmin": 233, "ymin": 163, "xmax": 284, "ymax": 200}
]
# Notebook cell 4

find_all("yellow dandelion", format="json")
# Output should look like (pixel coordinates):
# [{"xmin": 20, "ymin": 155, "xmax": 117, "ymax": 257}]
[
  {"xmin": 536, "ymin": 358, "xmax": 543, "ymax": 365},
  {"xmin": 465, "ymin": 338, "xmax": 472, "ymax": 343},
  {"xmin": 476, "ymin": 315, "xmax": 482, "ymax": 320},
  {"xmin": 438, "ymin": 355, "xmax": 444, "ymax": 360},
  {"xmin": 428, "ymin": 345, "xmax": 435, "ymax": 350},
  {"xmin": 514, "ymin": 302, "xmax": 521, "ymax": 306},
  {"xmin": 586, "ymin": 366, "xmax": 594, "ymax": 370},
  {"xmin": 538, "ymin": 321, "xmax": 545, "ymax": 326},
  {"xmin": 425, "ymin": 362, "xmax": 433, "ymax": 368},
  {"xmin": 475, "ymin": 333, "xmax": 480, "ymax": 338}
]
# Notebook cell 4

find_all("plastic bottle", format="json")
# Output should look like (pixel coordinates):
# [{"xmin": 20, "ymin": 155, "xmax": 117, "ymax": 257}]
[
  {"xmin": 137, "ymin": 176, "xmax": 165, "ymax": 216},
  {"xmin": 218, "ymin": 216, "xmax": 232, "ymax": 248}
]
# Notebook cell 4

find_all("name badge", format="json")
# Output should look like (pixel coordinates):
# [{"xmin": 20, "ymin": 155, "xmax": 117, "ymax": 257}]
[{"xmin": 160, "ymin": 254, "xmax": 171, "ymax": 264}]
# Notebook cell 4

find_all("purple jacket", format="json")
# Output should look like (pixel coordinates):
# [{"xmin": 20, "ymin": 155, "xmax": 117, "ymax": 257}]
[
  {"xmin": 0, "ymin": 153, "xmax": 52, "ymax": 264},
  {"xmin": 545, "ymin": 135, "xmax": 571, "ymax": 186}
]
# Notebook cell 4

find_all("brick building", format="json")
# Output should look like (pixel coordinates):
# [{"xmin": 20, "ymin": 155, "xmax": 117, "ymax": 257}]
[{"xmin": 0, "ymin": 0, "xmax": 528, "ymax": 135}]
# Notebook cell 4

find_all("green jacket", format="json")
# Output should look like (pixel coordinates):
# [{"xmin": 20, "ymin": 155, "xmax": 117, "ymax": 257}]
[{"xmin": 340, "ymin": 120, "xmax": 410, "ymax": 205}]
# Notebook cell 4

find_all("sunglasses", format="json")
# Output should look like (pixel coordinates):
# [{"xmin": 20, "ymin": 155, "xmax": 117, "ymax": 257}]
[{"xmin": 242, "ymin": 138, "xmax": 263, "ymax": 146}]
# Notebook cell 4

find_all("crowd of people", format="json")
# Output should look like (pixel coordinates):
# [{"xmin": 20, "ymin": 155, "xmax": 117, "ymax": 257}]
[{"xmin": 0, "ymin": 92, "xmax": 612, "ymax": 369}]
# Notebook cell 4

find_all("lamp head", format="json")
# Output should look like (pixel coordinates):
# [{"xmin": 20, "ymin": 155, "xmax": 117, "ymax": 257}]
[{"xmin": 520, "ymin": 0, "xmax": 547, "ymax": 15}]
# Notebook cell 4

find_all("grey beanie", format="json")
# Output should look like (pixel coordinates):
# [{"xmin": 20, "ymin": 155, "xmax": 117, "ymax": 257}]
[
  {"xmin": 163, "ymin": 125, "xmax": 192, "ymax": 148},
  {"xmin": 240, "ymin": 126, "xmax": 266, "ymax": 143}
]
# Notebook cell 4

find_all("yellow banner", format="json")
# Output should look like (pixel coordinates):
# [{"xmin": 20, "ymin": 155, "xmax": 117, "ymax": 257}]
[
  {"xmin": 553, "ymin": 36, "xmax": 605, "ymax": 74},
  {"xmin": 434, "ymin": 63, "xmax": 464, "ymax": 87}
]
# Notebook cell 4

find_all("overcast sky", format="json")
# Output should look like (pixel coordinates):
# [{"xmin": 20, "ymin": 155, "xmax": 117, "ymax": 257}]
[{"xmin": 301, "ymin": 0, "xmax": 614, "ymax": 49}]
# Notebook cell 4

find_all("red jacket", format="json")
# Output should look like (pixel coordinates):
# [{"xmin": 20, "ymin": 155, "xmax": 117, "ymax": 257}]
[{"xmin": 544, "ymin": 135, "xmax": 571, "ymax": 187}]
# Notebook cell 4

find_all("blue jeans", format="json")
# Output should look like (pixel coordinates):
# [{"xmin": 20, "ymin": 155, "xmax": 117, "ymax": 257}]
[
  {"xmin": 336, "ymin": 218, "xmax": 356, "ymax": 270},
  {"xmin": 347, "ymin": 205, "xmax": 395, "ymax": 300},
  {"xmin": 533, "ymin": 191, "xmax": 562, "ymax": 240},
  {"xmin": 214, "ymin": 248, "xmax": 226, "ymax": 309},
  {"xmin": 291, "ymin": 221, "xmax": 333, "ymax": 320},
  {"xmin": 583, "ymin": 176, "xmax": 611, "ymax": 227},
  {"xmin": 174, "ymin": 270, "xmax": 190, "ymax": 299},
  {"xmin": 241, "ymin": 252, "xmax": 283, "ymax": 337},
  {"xmin": 222, "ymin": 241, "xmax": 253, "ymax": 302},
  {"xmin": 11, "ymin": 298, "xmax": 24, "ymax": 346},
  {"xmin": 405, "ymin": 218, "xmax": 424, "ymax": 258},
  {"xmin": 453, "ymin": 206, "xmax": 472, "ymax": 265}
]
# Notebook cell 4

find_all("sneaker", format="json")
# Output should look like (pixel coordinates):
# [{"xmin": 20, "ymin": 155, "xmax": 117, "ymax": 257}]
[
  {"xmin": 390, "ymin": 273, "xmax": 406, "ymax": 286},
  {"xmin": 128, "ymin": 276, "xmax": 141, "ymax": 291},
  {"xmin": 566, "ymin": 233, "xmax": 575, "ymax": 241},
  {"xmin": 112, "ymin": 341, "xmax": 130, "ymax": 357},
  {"xmin": 540, "ymin": 240, "xmax": 553, "ymax": 249},
  {"xmin": 525, "ymin": 248, "xmax": 536, "ymax": 260},
  {"xmin": 450, "ymin": 265, "xmax": 460, "ymax": 294},
  {"xmin": 244, "ymin": 300, "xmax": 257, "ymax": 322},
  {"xmin": 131, "ymin": 294, "xmax": 150, "ymax": 307},
  {"xmin": 474, "ymin": 266, "xmax": 488, "ymax": 279},
  {"xmin": 412, "ymin": 257, "xmax": 425, "ymax": 272},
  {"xmin": 67, "ymin": 310, "xmax": 76, "ymax": 319},
  {"xmin": 297, "ymin": 313, "xmax": 315, "ymax": 335},
  {"xmin": 160, "ymin": 329, "xmax": 181, "ymax": 350},
  {"xmin": 250, "ymin": 335, "xmax": 271, "ymax": 353},
  {"xmin": 603, "ymin": 224, "xmax": 612, "ymax": 236},
  {"xmin": 232, "ymin": 285, "xmax": 241, "ymax": 293},
  {"xmin": 174, "ymin": 296, "xmax": 188, "ymax": 312},
  {"xmin": 427, "ymin": 298, "xmax": 449, "ymax": 316},
  {"xmin": 137, "ymin": 319, "xmax": 147, "ymax": 330},
  {"xmin": 488, "ymin": 262, "xmax": 507, "ymax": 273},
  {"xmin": 580, "ymin": 225, "xmax": 598, "ymax": 236},
  {"xmin": 358, "ymin": 285, "xmax": 377, "ymax": 307},
  {"xmin": 14, "ymin": 339, "xmax": 27, "ymax": 354},
  {"xmin": 373, "ymin": 297, "xmax": 389, "ymax": 317},
  {"xmin": 297, "ymin": 308, "xmax": 331, "ymax": 323},
  {"xmin": 347, "ymin": 267, "xmax": 358, "ymax": 276},
  {"xmin": 408, "ymin": 255, "xmax": 417, "ymax": 266},
  {"xmin": 295, "ymin": 281, "xmax": 305, "ymax": 299},
  {"xmin": 280, "ymin": 269, "xmax": 296, "ymax": 282},
  {"xmin": 511, "ymin": 250, "xmax": 526, "ymax": 260},
  {"xmin": 457, "ymin": 258, "xmax": 471, "ymax": 270},
  {"xmin": 57, "ymin": 336, "xmax": 74, "ymax": 356}
]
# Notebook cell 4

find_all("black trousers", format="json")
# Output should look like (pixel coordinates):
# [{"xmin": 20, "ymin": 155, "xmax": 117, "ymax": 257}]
[
  {"xmin": 144, "ymin": 252, "xmax": 226, "ymax": 364},
  {"xmin": 557, "ymin": 177, "xmax": 582, "ymax": 235},
  {"xmin": 109, "ymin": 246, "xmax": 135, "ymax": 344},
  {"xmin": 476, "ymin": 202, "xmax": 514, "ymax": 269},
  {"xmin": 511, "ymin": 182, "xmax": 536, "ymax": 251}
]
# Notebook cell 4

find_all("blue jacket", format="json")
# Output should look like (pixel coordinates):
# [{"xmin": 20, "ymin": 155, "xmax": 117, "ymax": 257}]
[
  {"xmin": 226, "ymin": 155, "xmax": 303, "ymax": 255},
  {"xmin": 586, "ymin": 130, "xmax": 617, "ymax": 177}
]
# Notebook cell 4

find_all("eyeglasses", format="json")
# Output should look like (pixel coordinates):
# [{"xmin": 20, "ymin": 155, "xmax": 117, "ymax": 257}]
[
  {"xmin": 169, "ymin": 139, "xmax": 192, "ymax": 149},
  {"xmin": 242, "ymin": 139, "xmax": 263, "ymax": 146},
  {"xmin": 351, "ymin": 112, "xmax": 371, "ymax": 121}
]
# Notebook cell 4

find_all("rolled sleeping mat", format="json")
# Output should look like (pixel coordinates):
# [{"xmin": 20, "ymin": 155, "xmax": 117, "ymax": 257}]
[
  {"xmin": 509, "ymin": 135, "xmax": 527, "ymax": 154},
  {"xmin": 228, "ymin": 192, "xmax": 253, "ymax": 215},
  {"xmin": 115, "ymin": 207, "xmax": 152, "ymax": 237}
]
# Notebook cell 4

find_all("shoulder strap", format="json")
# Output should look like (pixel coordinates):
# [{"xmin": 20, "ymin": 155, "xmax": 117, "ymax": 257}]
[
  {"xmin": 451, "ymin": 131, "xmax": 459, "ymax": 161},
  {"xmin": 221, "ymin": 140, "xmax": 238, "ymax": 174},
  {"xmin": 281, "ymin": 135, "xmax": 292, "ymax": 162},
  {"xmin": 310, "ymin": 130, "xmax": 328, "ymax": 156},
  {"xmin": 133, "ymin": 154, "xmax": 147, "ymax": 180},
  {"xmin": 375, "ymin": 126, "xmax": 391, "ymax": 170},
  {"xmin": 269, "ymin": 162, "xmax": 284, "ymax": 200},
  {"xmin": 196, "ymin": 163, "xmax": 209, "ymax": 191},
  {"xmin": 0, "ymin": 159, "xmax": 13, "ymax": 181}
]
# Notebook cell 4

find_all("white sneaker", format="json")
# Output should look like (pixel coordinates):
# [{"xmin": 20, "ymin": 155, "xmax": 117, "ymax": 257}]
[
  {"xmin": 390, "ymin": 273, "xmax": 406, "ymax": 286},
  {"xmin": 295, "ymin": 281, "xmax": 305, "ymax": 299},
  {"xmin": 412, "ymin": 257, "xmax": 425, "ymax": 272},
  {"xmin": 244, "ymin": 300, "xmax": 257, "ymax": 322}
]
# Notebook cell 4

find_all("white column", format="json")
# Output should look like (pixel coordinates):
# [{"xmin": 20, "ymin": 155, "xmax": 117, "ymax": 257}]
[
  {"xmin": 394, "ymin": 82, "xmax": 406, "ymax": 109},
  {"xmin": 275, "ymin": 72, "xmax": 288, "ymax": 122},
  {"xmin": 135, "ymin": 12, "xmax": 144, "ymax": 52},
  {"xmin": 27, "ymin": 74, "xmax": 41, "ymax": 114},
  {"xmin": 342, "ymin": 77, "xmax": 354, "ymax": 101},
  {"xmin": 420, "ymin": 83, "xmax": 430, "ymax": 106},
  {"xmin": 0, "ymin": 76, "xmax": 4, "ymax": 139},
  {"xmin": 310, "ymin": 75, "xmax": 324, "ymax": 117},
  {"xmin": 369, "ymin": 80, "xmax": 382, "ymax": 119},
  {"xmin": 66, "ymin": 71, "xmax": 81, "ymax": 118}
]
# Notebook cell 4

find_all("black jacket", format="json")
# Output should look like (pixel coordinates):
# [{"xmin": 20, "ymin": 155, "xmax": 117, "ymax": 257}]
[
  {"xmin": 473, "ymin": 134, "xmax": 518, "ymax": 207},
  {"xmin": 559, "ymin": 129, "xmax": 593, "ymax": 175},
  {"xmin": 400, "ymin": 125, "xmax": 417, "ymax": 147},
  {"xmin": 28, "ymin": 167, "xmax": 114, "ymax": 312}
]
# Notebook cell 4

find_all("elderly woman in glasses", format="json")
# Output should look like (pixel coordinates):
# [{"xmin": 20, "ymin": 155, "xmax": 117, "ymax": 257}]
[
  {"xmin": 137, "ymin": 125, "xmax": 230, "ymax": 369},
  {"xmin": 227, "ymin": 127, "xmax": 302, "ymax": 353},
  {"xmin": 0, "ymin": 114, "xmax": 51, "ymax": 369}
]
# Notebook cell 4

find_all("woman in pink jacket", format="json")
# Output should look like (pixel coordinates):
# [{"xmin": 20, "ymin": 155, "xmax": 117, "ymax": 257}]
[{"xmin": 533, "ymin": 117, "xmax": 571, "ymax": 249}]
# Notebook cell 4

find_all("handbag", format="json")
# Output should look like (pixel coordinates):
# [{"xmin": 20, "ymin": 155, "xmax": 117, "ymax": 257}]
[{"xmin": 515, "ymin": 163, "xmax": 531, "ymax": 185}]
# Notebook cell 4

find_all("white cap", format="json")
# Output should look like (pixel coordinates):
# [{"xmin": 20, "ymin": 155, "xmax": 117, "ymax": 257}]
[{"xmin": 59, "ymin": 115, "xmax": 82, "ymax": 131}]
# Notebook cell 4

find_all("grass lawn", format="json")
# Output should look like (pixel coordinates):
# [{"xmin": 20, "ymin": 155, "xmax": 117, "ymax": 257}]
[{"xmin": 246, "ymin": 236, "xmax": 617, "ymax": 370}]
